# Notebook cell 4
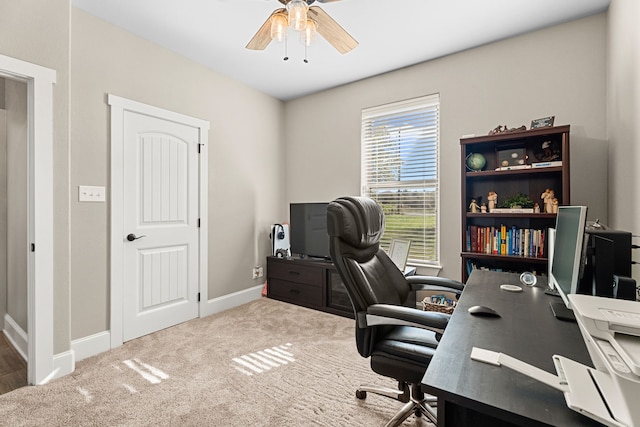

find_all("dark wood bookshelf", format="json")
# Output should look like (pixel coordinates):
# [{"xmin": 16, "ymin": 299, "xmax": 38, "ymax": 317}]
[{"xmin": 461, "ymin": 125, "xmax": 571, "ymax": 281}]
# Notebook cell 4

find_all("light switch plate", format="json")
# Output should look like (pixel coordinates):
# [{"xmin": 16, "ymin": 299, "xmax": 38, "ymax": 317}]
[{"xmin": 79, "ymin": 185, "xmax": 106, "ymax": 202}]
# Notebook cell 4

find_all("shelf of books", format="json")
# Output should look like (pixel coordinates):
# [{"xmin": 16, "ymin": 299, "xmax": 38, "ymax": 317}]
[{"xmin": 465, "ymin": 224, "xmax": 546, "ymax": 258}]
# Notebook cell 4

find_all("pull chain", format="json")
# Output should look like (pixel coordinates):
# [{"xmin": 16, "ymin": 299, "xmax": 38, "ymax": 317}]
[{"xmin": 283, "ymin": 37, "xmax": 289, "ymax": 61}]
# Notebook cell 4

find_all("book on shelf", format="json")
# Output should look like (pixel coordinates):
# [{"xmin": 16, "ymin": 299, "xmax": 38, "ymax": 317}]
[
  {"xmin": 489, "ymin": 208, "xmax": 535, "ymax": 213},
  {"xmin": 466, "ymin": 225, "xmax": 546, "ymax": 257},
  {"xmin": 495, "ymin": 165, "xmax": 532, "ymax": 171},
  {"xmin": 531, "ymin": 160, "xmax": 562, "ymax": 168}
]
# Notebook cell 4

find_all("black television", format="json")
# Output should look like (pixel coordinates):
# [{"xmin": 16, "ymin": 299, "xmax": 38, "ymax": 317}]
[{"xmin": 289, "ymin": 202, "xmax": 330, "ymax": 259}]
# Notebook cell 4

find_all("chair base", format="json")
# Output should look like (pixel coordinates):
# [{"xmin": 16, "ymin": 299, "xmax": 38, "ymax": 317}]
[{"xmin": 356, "ymin": 382, "xmax": 437, "ymax": 426}]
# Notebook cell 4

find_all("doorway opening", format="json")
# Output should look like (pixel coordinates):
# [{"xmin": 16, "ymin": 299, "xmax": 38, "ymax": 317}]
[{"xmin": 0, "ymin": 77, "xmax": 29, "ymax": 393}]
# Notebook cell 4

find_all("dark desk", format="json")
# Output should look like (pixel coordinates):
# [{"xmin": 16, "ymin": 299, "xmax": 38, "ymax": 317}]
[{"xmin": 422, "ymin": 270, "xmax": 603, "ymax": 426}]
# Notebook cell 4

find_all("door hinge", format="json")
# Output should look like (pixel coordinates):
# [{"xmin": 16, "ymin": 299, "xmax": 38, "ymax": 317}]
[
  {"xmin": 31, "ymin": 243, "xmax": 35, "ymax": 252},
  {"xmin": 197, "ymin": 218, "xmax": 201, "ymax": 228},
  {"xmin": 197, "ymin": 292, "xmax": 201, "ymax": 302},
  {"xmin": 198, "ymin": 144, "xmax": 204, "ymax": 154}
]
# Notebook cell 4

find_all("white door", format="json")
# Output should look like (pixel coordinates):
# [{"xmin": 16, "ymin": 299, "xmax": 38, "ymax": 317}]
[{"xmin": 122, "ymin": 111, "xmax": 200, "ymax": 342}]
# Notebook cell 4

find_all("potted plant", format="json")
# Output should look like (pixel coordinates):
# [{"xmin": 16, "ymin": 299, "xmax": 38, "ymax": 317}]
[{"xmin": 499, "ymin": 193, "xmax": 534, "ymax": 209}]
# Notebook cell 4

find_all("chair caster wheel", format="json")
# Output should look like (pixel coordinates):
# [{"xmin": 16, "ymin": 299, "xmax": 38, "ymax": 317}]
[
  {"xmin": 415, "ymin": 408, "xmax": 423, "ymax": 417},
  {"xmin": 356, "ymin": 390, "xmax": 367, "ymax": 400}
]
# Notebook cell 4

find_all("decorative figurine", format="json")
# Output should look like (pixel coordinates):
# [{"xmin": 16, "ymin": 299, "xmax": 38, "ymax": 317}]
[
  {"xmin": 489, "ymin": 124, "xmax": 527, "ymax": 135},
  {"xmin": 541, "ymin": 188, "xmax": 552, "ymax": 213},
  {"xmin": 552, "ymin": 198, "xmax": 559, "ymax": 213},
  {"xmin": 469, "ymin": 199, "xmax": 480, "ymax": 213},
  {"xmin": 481, "ymin": 203, "xmax": 487, "ymax": 213},
  {"xmin": 505, "ymin": 125, "xmax": 527, "ymax": 133},
  {"xmin": 541, "ymin": 189, "xmax": 555, "ymax": 213},
  {"xmin": 487, "ymin": 191, "xmax": 498, "ymax": 212},
  {"xmin": 489, "ymin": 125, "xmax": 506, "ymax": 135},
  {"xmin": 534, "ymin": 203, "xmax": 540, "ymax": 214}
]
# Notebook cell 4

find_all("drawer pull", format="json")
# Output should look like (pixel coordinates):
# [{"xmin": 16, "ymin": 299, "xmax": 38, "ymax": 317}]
[
  {"xmin": 289, "ymin": 289, "xmax": 300, "ymax": 295},
  {"xmin": 288, "ymin": 271, "xmax": 300, "ymax": 276}
]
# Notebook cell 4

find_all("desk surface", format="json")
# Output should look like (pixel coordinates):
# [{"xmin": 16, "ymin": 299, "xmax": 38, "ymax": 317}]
[{"xmin": 422, "ymin": 270, "xmax": 603, "ymax": 426}]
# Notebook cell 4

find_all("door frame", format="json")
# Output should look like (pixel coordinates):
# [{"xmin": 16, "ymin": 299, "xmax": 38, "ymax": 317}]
[
  {"xmin": 108, "ymin": 95, "xmax": 209, "ymax": 348},
  {"xmin": 0, "ymin": 54, "xmax": 56, "ymax": 385}
]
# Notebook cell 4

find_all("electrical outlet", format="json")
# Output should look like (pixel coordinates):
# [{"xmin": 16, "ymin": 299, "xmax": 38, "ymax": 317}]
[{"xmin": 252, "ymin": 266, "xmax": 263, "ymax": 279}]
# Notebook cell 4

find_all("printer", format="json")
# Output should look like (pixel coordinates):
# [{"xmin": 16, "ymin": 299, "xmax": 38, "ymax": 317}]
[{"xmin": 471, "ymin": 294, "xmax": 640, "ymax": 427}]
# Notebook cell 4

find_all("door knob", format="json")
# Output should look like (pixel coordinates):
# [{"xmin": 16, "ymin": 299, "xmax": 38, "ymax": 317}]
[{"xmin": 126, "ymin": 233, "xmax": 146, "ymax": 242}]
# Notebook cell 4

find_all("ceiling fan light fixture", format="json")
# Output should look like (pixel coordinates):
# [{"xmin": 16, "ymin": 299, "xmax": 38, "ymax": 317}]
[
  {"xmin": 287, "ymin": 0, "xmax": 308, "ymax": 31},
  {"xmin": 270, "ymin": 12, "xmax": 288, "ymax": 42},
  {"xmin": 300, "ymin": 19, "xmax": 317, "ymax": 46}
]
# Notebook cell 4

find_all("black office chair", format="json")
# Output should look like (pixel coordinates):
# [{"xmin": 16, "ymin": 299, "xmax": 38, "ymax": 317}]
[{"xmin": 327, "ymin": 196, "xmax": 464, "ymax": 426}]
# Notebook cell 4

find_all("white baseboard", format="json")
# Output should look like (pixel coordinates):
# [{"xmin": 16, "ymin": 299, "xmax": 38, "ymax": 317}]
[
  {"xmin": 201, "ymin": 284, "xmax": 263, "ymax": 317},
  {"xmin": 72, "ymin": 331, "xmax": 111, "ymax": 362},
  {"xmin": 40, "ymin": 332, "xmax": 111, "ymax": 384},
  {"xmin": 48, "ymin": 350, "xmax": 74, "ymax": 384},
  {"xmin": 3, "ymin": 314, "xmax": 27, "ymax": 361},
  {"xmin": 50, "ymin": 287, "xmax": 262, "ymax": 381},
  {"xmin": 66, "ymin": 286, "xmax": 262, "ymax": 362},
  {"xmin": 3, "ymin": 315, "xmax": 75, "ymax": 384}
]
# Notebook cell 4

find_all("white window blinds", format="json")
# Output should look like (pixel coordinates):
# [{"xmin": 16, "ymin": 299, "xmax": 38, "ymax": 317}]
[{"xmin": 361, "ymin": 94, "xmax": 440, "ymax": 266}]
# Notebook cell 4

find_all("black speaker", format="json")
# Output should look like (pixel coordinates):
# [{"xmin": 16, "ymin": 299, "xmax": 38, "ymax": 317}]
[
  {"xmin": 275, "ymin": 224, "xmax": 285, "ymax": 240},
  {"xmin": 613, "ymin": 275, "xmax": 637, "ymax": 300}
]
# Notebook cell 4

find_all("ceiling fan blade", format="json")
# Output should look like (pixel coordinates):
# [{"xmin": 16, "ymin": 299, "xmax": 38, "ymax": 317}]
[
  {"xmin": 308, "ymin": 6, "xmax": 358, "ymax": 54},
  {"xmin": 246, "ymin": 9, "xmax": 284, "ymax": 50},
  {"xmin": 315, "ymin": 0, "xmax": 343, "ymax": 3}
]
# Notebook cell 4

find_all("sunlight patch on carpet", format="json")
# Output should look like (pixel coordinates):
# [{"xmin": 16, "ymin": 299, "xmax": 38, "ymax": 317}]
[
  {"xmin": 122, "ymin": 383, "xmax": 138, "ymax": 394},
  {"xmin": 123, "ymin": 359, "xmax": 169, "ymax": 384},
  {"xmin": 77, "ymin": 386, "xmax": 93, "ymax": 403},
  {"xmin": 232, "ymin": 343, "xmax": 294, "ymax": 376}
]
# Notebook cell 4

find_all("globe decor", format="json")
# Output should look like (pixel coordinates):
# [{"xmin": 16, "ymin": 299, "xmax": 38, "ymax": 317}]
[{"xmin": 465, "ymin": 153, "xmax": 486, "ymax": 171}]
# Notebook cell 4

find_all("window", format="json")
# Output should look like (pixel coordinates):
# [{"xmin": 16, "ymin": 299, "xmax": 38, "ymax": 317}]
[{"xmin": 361, "ymin": 94, "xmax": 440, "ymax": 266}]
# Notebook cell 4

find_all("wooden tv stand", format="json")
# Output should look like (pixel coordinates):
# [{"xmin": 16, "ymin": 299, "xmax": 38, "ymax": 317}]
[{"xmin": 266, "ymin": 256, "xmax": 353, "ymax": 318}]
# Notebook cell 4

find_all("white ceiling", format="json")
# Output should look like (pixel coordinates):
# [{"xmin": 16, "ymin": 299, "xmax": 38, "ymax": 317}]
[{"xmin": 72, "ymin": 0, "xmax": 610, "ymax": 101}]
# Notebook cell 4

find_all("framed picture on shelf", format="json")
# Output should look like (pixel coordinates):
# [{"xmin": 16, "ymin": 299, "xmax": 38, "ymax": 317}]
[
  {"xmin": 530, "ymin": 116, "xmax": 555, "ymax": 129},
  {"xmin": 533, "ymin": 140, "xmax": 562, "ymax": 162},
  {"xmin": 495, "ymin": 145, "xmax": 527, "ymax": 170},
  {"xmin": 389, "ymin": 239, "xmax": 411, "ymax": 271}
]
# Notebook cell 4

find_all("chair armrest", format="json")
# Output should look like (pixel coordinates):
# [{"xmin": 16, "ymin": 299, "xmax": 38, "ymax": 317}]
[
  {"xmin": 407, "ymin": 275, "xmax": 465, "ymax": 292},
  {"xmin": 364, "ymin": 304, "xmax": 450, "ymax": 335}
]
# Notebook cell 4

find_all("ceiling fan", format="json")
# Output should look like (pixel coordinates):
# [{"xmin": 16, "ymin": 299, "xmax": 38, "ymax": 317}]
[{"xmin": 246, "ymin": 0, "xmax": 358, "ymax": 55}]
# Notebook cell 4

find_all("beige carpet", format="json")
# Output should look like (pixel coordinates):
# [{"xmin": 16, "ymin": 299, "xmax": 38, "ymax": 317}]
[{"xmin": 0, "ymin": 298, "xmax": 434, "ymax": 426}]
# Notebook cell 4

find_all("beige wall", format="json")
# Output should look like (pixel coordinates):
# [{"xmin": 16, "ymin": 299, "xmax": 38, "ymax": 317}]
[
  {"xmin": 284, "ymin": 14, "xmax": 608, "ymax": 281},
  {"xmin": 607, "ymin": 0, "xmax": 640, "ymax": 282},
  {"xmin": 69, "ymin": 9, "xmax": 285, "ymax": 340},
  {"xmin": 0, "ymin": 0, "xmax": 71, "ymax": 354}
]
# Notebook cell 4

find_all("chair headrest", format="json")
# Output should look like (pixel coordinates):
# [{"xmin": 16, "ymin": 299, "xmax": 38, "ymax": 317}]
[{"xmin": 327, "ymin": 196, "xmax": 385, "ymax": 249}]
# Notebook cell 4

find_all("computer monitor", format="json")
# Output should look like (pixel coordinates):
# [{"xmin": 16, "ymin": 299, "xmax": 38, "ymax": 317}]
[{"xmin": 548, "ymin": 206, "xmax": 588, "ymax": 312}]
